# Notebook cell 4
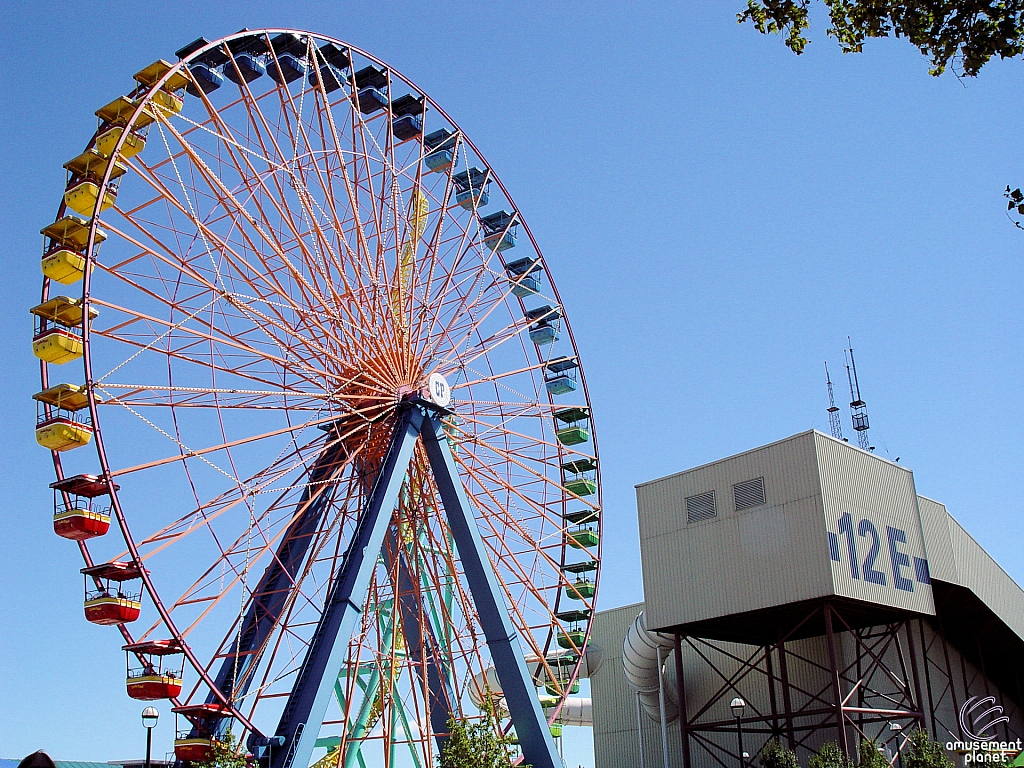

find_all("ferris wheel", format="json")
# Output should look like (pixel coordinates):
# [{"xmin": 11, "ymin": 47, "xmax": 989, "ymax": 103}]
[{"xmin": 32, "ymin": 29, "xmax": 602, "ymax": 768}]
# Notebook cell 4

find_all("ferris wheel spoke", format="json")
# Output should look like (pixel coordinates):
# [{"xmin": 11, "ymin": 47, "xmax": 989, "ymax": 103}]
[
  {"xmin": 108, "ymin": 409, "xmax": 366, "ymax": 478},
  {"xmin": 174, "ymin": 99, "xmax": 358, "ymax": 318},
  {"xmin": 90, "ymin": 301, "xmax": 338, "ymax": 391},
  {"xmin": 119, "ymin": 162, "xmax": 350, "ymax": 349},
  {"xmin": 144, "ymin": 121, "xmax": 339, "ymax": 322}
]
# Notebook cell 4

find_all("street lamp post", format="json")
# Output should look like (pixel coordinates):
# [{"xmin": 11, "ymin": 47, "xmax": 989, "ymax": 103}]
[
  {"xmin": 731, "ymin": 697, "xmax": 747, "ymax": 768},
  {"xmin": 888, "ymin": 722, "xmax": 904, "ymax": 768},
  {"xmin": 142, "ymin": 707, "xmax": 159, "ymax": 768}
]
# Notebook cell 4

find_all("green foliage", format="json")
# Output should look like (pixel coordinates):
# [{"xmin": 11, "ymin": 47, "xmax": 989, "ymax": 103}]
[
  {"xmin": 760, "ymin": 738, "xmax": 799, "ymax": 768},
  {"xmin": 194, "ymin": 729, "xmax": 248, "ymax": 768},
  {"xmin": 437, "ymin": 712, "xmax": 525, "ymax": 768},
  {"xmin": 902, "ymin": 729, "xmax": 955, "ymax": 768},
  {"xmin": 1006, "ymin": 186, "xmax": 1024, "ymax": 229},
  {"xmin": 858, "ymin": 739, "xmax": 890, "ymax": 768},
  {"xmin": 809, "ymin": 741, "xmax": 855, "ymax": 768},
  {"xmin": 737, "ymin": 1, "xmax": 1024, "ymax": 76}
]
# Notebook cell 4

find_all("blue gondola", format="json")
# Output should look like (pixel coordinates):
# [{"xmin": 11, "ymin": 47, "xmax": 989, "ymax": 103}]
[
  {"xmin": 318, "ymin": 42, "xmax": 351, "ymax": 70},
  {"xmin": 423, "ymin": 129, "xmax": 459, "ymax": 173},
  {"xmin": 452, "ymin": 167, "xmax": 490, "ymax": 210},
  {"xmin": 186, "ymin": 63, "xmax": 224, "ymax": 96},
  {"xmin": 479, "ymin": 210, "xmax": 518, "ymax": 252},
  {"xmin": 310, "ymin": 63, "xmax": 346, "ymax": 93},
  {"xmin": 175, "ymin": 37, "xmax": 230, "ymax": 69},
  {"xmin": 354, "ymin": 65, "xmax": 389, "ymax": 114},
  {"xmin": 269, "ymin": 53, "xmax": 307, "ymax": 84},
  {"xmin": 525, "ymin": 305, "xmax": 561, "ymax": 346},
  {"xmin": 505, "ymin": 257, "xmax": 542, "ymax": 298},
  {"xmin": 545, "ymin": 356, "xmax": 578, "ymax": 395},
  {"xmin": 309, "ymin": 43, "xmax": 351, "ymax": 93},
  {"xmin": 269, "ymin": 34, "xmax": 309, "ymax": 84},
  {"xmin": 224, "ymin": 53, "xmax": 265, "ymax": 84},
  {"xmin": 391, "ymin": 94, "xmax": 425, "ymax": 141}
]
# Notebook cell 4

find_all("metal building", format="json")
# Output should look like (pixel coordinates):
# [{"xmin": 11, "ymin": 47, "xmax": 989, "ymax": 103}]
[{"xmin": 591, "ymin": 431, "xmax": 1024, "ymax": 768}]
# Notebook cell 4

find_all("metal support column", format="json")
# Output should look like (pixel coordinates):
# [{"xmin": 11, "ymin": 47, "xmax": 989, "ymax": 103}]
[
  {"xmin": 823, "ymin": 602, "xmax": 850, "ymax": 758},
  {"xmin": 421, "ymin": 409, "xmax": 561, "ymax": 768},
  {"xmin": 777, "ymin": 635, "xmax": 796, "ymax": 749},
  {"xmin": 268, "ymin": 402, "xmax": 562, "ymax": 768},
  {"xmin": 270, "ymin": 406, "xmax": 425, "ymax": 768},
  {"xmin": 675, "ymin": 632, "xmax": 691, "ymax": 768}
]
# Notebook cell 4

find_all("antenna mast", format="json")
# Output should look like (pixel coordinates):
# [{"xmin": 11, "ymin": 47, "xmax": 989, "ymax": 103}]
[
  {"xmin": 844, "ymin": 337, "xmax": 872, "ymax": 450},
  {"xmin": 824, "ymin": 362, "xmax": 844, "ymax": 441}
]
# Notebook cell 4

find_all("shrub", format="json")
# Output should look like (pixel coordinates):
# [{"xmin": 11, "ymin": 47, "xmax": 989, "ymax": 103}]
[
  {"xmin": 810, "ymin": 741, "xmax": 854, "ymax": 768},
  {"xmin": 761, "ymin": 739, "xmax": 799, "ymax": 768},
  {"xmin": 859, "ymin": 739, "xmax": 890, "ymax": 768},
  {"xmin": 902, "ymin": 729, "xmax": 954, "ymax": 768}
]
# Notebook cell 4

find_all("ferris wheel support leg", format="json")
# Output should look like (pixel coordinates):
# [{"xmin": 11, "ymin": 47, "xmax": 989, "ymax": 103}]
[
  {"xmin": 421, "ymin": 412, "xmax": 563, "ymax": 768},
  {"xmin": 269, "ymin": 405, "xmax": 425, "ymax": 768},
  {"xmin": 393, "ymin": 542, "xmax": 457, "ymax": 748},
  {"xmin": 213, "ymin": 442, "xmax": 349, "ymax": 732}
]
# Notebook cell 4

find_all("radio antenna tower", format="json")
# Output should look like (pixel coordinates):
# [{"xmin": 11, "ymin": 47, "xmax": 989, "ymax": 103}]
[
  {"xmin": 824, "ymin": 362, "xmax": 845, "ymax": 441},
  {"xmin": 844, "ymin": 338, "xmax": 872, "ymax": 450}
]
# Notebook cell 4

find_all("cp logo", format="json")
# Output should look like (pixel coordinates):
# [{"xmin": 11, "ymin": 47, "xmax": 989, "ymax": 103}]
[{"xmin": 959, "ymin": 696, "xmax": 1010, "ymax": 740}]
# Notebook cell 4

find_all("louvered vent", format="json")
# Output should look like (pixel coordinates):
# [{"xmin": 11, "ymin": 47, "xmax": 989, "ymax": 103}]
[
  {"xmin": 685, "ymin": 491, "xmax": 717, "ymax": 523},
  {"xmin": 733, "ymin": 477, "xmax": 766, "ymax": 511}
]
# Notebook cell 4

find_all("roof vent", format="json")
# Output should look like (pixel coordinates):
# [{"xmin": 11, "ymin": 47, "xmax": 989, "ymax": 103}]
[
  {"xmin": 685, "ymin": 491, "xmax": 717, "ymax": 523},
  {"xmin": 733, "ymin": 477, "xmax": 766, "ymax": 511}
]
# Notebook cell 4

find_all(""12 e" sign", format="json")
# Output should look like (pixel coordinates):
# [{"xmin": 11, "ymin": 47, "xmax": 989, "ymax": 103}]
[{"xmin": 828, "ymin": 512, "xmax": 931, "ymax": 593}]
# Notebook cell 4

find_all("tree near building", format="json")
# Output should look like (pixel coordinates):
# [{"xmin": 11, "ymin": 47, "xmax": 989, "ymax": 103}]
[
  {"xmin": 436, "ymin": 712, "xmax": 527, "ymax": 768},
  {"xmin": 859, "ymin": 738, "xmax": 892, "ymax": 768},
  {"xmin": 760, "ymin": 738, "xmax": 799, "ymax": 768},
  {"xmin": 901, "ymin": 728, "xmax": 955, "ymax": 768},
  {"xmin": 737, "ymin": 1, "xmax": 1024, "ymax": 76},
  {"xmin": 809, "ymin": 740, "xmax": 854, "ymax": 768}
]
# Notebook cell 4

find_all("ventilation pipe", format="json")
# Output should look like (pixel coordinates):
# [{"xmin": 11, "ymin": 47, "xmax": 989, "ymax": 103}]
[{"xmin": 622, "ymin": 611, "xmax": 679, "ymax": 723}]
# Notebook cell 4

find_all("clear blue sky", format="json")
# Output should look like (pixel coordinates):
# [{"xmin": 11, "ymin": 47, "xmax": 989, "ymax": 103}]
[{"xmin": 1, "ymin": 2, "xmax": 1020, "ymax": 766}]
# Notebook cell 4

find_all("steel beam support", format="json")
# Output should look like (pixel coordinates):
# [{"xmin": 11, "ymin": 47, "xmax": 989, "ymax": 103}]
[
  {"xmin": 393, "ymin": 541, "xmax": 456, "ymax": 748},
  {"xmin": 209, "ymin": 442, "xmax": 347, "ymax": 733},
  {"xmin": 676, "ymin": 632, "xmax": 692, "ymax": 768},
  {"xmin": 267, "ymin": 402, "xmax": 560, "ymax": 768},
  {"xmin": 420, "ymin": 410, "xmax": 562, "ymax": 768},
  {"xmin": 823, "ymin": 603, "xmax": 850, "ymax": 758},
  {"xmin": 271, "ymin": 406, "xmax": 424, "ymax": 768}
]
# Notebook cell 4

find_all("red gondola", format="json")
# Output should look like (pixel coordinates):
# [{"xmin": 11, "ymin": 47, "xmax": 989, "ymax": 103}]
[
  {"xmin": 81, "ymin": 562, "xmax": 143, "ymax": 625},
  {"xmin": 123, "ymin": 639, "xmax": 184, "ymax": 700},
  {"xmin": 50, "ymin": 474, "xmax": 118, "ymax": 540},
  {"xmin": 173, "ymin": 703, "xmax": 232, "ymax": 763}
]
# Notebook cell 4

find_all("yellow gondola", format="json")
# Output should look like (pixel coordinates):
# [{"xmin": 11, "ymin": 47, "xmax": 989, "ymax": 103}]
[
  {"xmin": 30, "ymin": 296, "xmax": 98, "ymax": 364},
  {"xmin": 64, "ymin": 180, "xmax": 116, "ymax": 216},
  {"xmin": 62, "ymin": 151, "xmax": 129, "ymax": 216},
  {"xmin": 96, "ymin": 95, "xmax": 155, "ymax": 129},
  {"xmin": 33, "ymin": 383, "xmax": 95, "ymax": 451},
  {"xmin": 40, "ymin": 216, "xmax": 103, "ymax": 285},
  {"xmin": 133, "ymin": 59, "xmax": 190, "ymax": 92},
  {"xmin": 146, "ymin": 88, "xmax": 184, "ymax": 116},
  {"xmin": 95, "ymin": 125, "xmax": 146, "ymax": 159}
]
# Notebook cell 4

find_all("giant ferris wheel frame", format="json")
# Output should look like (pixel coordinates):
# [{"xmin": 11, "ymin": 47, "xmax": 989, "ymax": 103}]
[{"xmin": 35, "ymin": 28, "xmax": 603, "ymax": 768}]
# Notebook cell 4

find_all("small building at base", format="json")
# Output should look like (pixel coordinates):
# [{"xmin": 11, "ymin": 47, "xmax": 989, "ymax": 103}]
[{"xmin": 591, "ymin": 431, "xmax": 1023, "ymax": 768}]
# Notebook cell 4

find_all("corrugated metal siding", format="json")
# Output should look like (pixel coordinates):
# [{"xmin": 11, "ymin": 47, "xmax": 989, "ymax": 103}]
[
  {"xmin": 945, "ymin": 515, "xmax": 1024, "ymax": 642},
  {"xmin": 638, "ymin": 432, "xmax": 833, "ymax": 629},
  {"xmin": 917, "ymin": 496, "xmax": 958, "ymax": 583},
  {"xmin": 814, "ymin": 433, "xmax": 936, "ymax": 616},
  {"xmin": 591, "ymin": 602, "xmax": 685, "ymax": 768}
]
